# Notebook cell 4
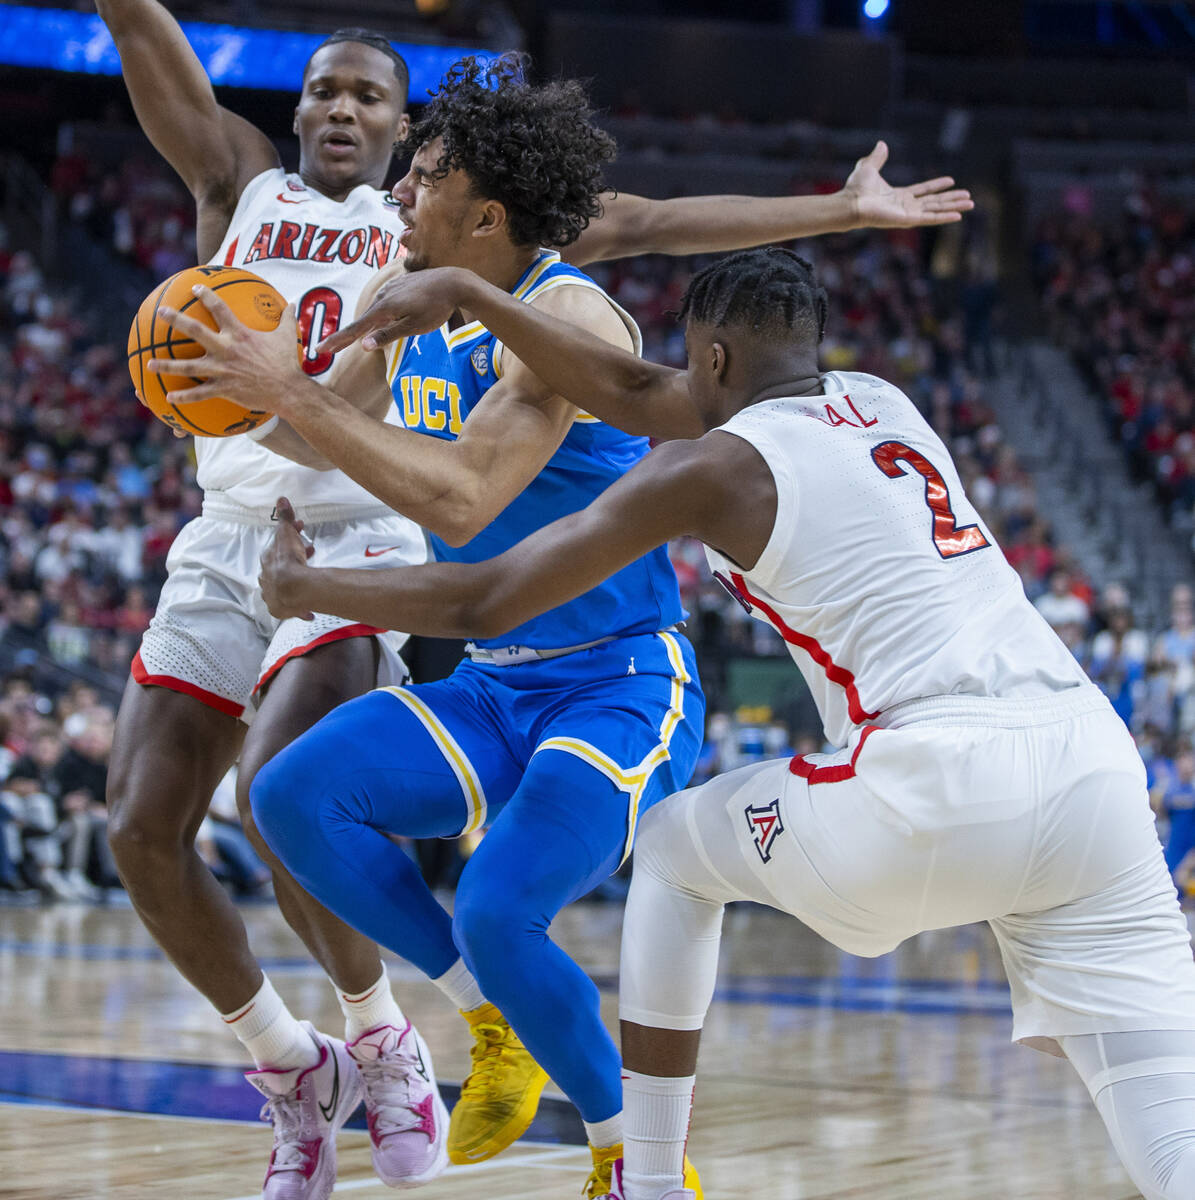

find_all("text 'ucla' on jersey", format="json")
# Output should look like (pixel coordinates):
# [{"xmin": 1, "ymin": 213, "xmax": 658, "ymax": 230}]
[{"xmin": 384, "ymin": 250, "xmax": 684, "ymax": 650}]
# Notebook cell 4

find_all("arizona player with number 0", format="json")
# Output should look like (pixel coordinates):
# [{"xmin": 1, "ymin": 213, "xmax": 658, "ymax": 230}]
[{"xmin": 257, "ymin": 248, "xmax": 1195, "ymax": 1200}]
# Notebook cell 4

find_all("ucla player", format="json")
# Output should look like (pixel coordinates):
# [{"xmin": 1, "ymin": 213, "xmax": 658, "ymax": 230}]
[
  {"xmin": 103, "ymin": 5, "xmax": 972, "ymax": 1195},
  {"xmin": 254, "ymin": 247, "xmax": 1195, "ymax": 1200},
  {"xmin": 151, "ymin": 56, "xmax": 703, "ymax": 1196}
]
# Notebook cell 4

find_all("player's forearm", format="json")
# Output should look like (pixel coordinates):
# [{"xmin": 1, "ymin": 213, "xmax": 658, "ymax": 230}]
[
  {"xmin": 636, "ymin": 191, "xmax": 859, "ymax": 254},
  {"xmin": 575, "ymin": 190, "xmax": 857, "ymax": 264},
  {"xmin": 273, "ymin": 377, "xmax": 485, "ymax": 541},
  {"xmin": 456, "ymin": 274, "xmax": 700, "ymax": 440},
  {"xmin": 96, "ymin": 0, "xmax": 233, "ymax": 191},
  {"xmin": 281, "ymin": 562, "xmax": 504, "ymax": 640}
]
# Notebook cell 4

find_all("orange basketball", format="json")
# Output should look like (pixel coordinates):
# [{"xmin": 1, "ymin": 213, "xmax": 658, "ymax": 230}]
[{"xmin": 127, "ymin": 265, "xmax": 288, "ymax": 437}]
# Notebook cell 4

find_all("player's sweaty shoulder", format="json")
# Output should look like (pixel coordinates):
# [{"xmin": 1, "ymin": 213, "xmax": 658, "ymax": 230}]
[{"xmin": 527, "ymin": 280, "xmax": 634, "ymax": 353}]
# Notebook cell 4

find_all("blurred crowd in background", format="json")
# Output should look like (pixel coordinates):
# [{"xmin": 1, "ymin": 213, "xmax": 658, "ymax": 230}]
[{"xmin": 1, "ymin": 144, "xmax": 1194, "ymax": 905}]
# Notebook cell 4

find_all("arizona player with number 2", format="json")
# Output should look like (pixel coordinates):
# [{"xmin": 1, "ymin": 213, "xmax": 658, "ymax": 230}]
[{"xmin": 257, "ymin": 248, "xmax": 1195, "ymax": 1200}]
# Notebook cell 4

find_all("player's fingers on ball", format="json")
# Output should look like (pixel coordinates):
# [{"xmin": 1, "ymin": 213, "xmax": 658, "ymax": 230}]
[
  {"xmin": 157, "ymin": 305, "xmax": 212, "ymax": 342},
  {"xmin": 147, "ymin": 356, "xmax": 206, "ymax": 378},
  {"xmin": 165, "ymin": 383, "xmax": 218, "ymax": 406},
  {"xmin": 192, "ymin": 284, "xmax": 235, "ymax": 324}
]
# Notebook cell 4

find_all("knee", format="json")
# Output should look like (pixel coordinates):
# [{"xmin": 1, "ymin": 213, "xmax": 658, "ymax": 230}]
[
  {"xmin": 247, "ymin": 754, "xmax": 298, "ymax": 858},
  {"xmin": 105, "ymin": 787, "xmax": 188, "ymax": 879},
  {"xmin": 452, "ymin": 886, "xmax": 518, "ymax": 978}
]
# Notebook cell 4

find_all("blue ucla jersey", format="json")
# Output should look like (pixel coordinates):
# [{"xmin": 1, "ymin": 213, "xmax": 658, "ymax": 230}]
[{"xmin": 385, "ymin": 250, "xmax": 684, "ymax": 649}]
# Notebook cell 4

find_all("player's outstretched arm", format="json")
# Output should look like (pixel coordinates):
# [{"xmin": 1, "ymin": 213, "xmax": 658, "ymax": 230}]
[
  {"xmin": 318, "ymin": 266, "xmax": 702, "ymax": 441},
  {"xmin": 564, "ymin": 141, "xmax": 973, "ymax": 266},
  {"xmin": 96, "ymin": 0, "xmax": 277, "ymax": 219},
  {"xmin": 259, "ymin": 430, "xmax": 776, "ymax": 636}
]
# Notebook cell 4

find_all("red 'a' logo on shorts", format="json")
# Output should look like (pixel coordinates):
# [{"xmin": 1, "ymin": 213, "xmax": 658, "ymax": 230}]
[{"xmin": 745, "ymin": 798, "xmax": 784, "ymax": 863}]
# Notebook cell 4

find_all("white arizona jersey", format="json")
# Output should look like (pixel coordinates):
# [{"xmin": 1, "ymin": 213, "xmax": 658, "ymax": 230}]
[
  {"xmin": 199, "ymin": 167, "xmax": 405, "ymax": 515},
  {"xmin": 705, "ymin": 370, "xmax": 1087, "ymax": 747}
]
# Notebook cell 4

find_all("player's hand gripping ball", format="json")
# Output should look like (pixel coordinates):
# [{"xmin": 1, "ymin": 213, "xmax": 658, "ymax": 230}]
[{"xmin": 128, "ymin": 265, "xmax": 288, "ymax": 437}]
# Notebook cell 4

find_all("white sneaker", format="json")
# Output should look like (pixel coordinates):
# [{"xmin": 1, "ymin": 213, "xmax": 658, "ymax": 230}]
[
  {"xmin": 348, "ymin": 1021, "xmax": 449, "ymax": 1187},
  {"xmin": 245, "ymin": 1023, "xmax": 364, "ymax": 1200}
]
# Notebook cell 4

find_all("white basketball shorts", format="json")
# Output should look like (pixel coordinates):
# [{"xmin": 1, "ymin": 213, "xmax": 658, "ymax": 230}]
[
  {"xmin": 134, "ymin": 499, "xmax": 425, "ymax": 722},
  {"xmin": 622, "ymin": 685, "xmax": 1195, "ymax": 1045}
]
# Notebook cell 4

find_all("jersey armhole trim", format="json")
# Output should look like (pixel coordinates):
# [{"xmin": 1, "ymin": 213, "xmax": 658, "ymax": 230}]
[{"xmin": 716, "ymin": 425, "xmax": 795, "ymax": 588}]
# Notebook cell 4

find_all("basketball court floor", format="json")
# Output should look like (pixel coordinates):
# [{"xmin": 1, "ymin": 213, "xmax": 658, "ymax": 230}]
[{"xmin": 2, "ymin": 894, "xmax": 1173, "ymax": 1199}]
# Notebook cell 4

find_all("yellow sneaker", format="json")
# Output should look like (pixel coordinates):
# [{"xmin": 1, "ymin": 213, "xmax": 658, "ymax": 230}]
[
  {"xmin": 582, "ymin": 1142, "xmax": 703, "ymax": 1199},
  {"xmin": 584, "ymin": 1142, "xmax": 622, "ymax": 1199},
  {"xmin": 446, "ymin": 1002, "xmax": 549, "ymax": 1164}
]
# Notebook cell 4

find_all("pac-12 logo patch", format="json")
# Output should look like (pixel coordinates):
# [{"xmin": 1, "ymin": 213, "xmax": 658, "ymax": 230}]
[
  {"xmin": 745, "ymin": 798, "xmax": 784, "ymax": 863},
  {"xmin": 470, "ymin": 344, "xmax": 489, "ymax": 376}
]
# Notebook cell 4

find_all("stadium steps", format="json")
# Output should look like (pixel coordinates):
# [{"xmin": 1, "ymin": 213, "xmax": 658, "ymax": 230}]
[{"xmin": 992, "ymin": 343, "xmax": 1192, "ymax": 628}]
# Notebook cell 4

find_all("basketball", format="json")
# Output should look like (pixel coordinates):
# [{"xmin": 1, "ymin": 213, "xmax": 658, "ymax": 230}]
[{"xmin": 127, "ymin": 264, "xmax": 288, "ymax": 437}]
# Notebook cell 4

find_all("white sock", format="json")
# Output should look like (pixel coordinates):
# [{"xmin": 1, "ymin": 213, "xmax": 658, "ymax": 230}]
[
  {"xmin": 622, "ymin": 1069, "xmax": 695, "ymax": 1200},
  {"xmin": 221, "ymin": 975, "xmax": 321, "ymax": 1071},
  {"xmin": 584, "ymin": 1111, "xmax": 623, "ymax": 1150},
  {"xmin": 337, "ymin": 963, "xmax": 406, "ymax": 1041},
  {"xmin": 433, "ymin": 955, "xmax": 486, "ymax": 1012}
]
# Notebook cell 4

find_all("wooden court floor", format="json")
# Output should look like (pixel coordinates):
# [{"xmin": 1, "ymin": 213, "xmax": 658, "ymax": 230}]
[{"xmin": 2, "ymin": 895, "xmax": 1177, "ymax": 1199}]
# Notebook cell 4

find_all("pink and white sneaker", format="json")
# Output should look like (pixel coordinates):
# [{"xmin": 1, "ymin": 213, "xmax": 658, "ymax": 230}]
[
  {"xmin": 245, "ymin": 1023, "xmax": 365, "ymax": 1200},
  {"xmin": 348, "ymin": 1021, "xmax": 449, "ymax": 1187}
]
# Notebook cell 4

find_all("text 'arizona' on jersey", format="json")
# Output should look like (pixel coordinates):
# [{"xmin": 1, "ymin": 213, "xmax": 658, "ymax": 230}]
[
  {"xmin": 385, "ymin": 250, "xmax": 684, "ymax": 650},
  {"xmin": 705, "ymin": 370, "xmax": 1087, "ymax": 748},
  {"xmin": 198, "ymin": 167, "xmax": 408, "ymax": 515}
]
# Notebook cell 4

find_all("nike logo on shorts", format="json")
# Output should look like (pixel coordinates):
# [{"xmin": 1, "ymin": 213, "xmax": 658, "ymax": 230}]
[{"xmin": 364, "ymin": 544, "xmax": 404, "ymax": 558}]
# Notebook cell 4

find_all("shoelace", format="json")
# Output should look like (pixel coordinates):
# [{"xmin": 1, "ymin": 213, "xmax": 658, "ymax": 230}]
[
  {"xmin": 459, "ymin": 1022, "xmax": 512, "ymax": 1098},
  {"xmin": 359, "ymin": 1056, "xmax": 426, "ymax": 1135},
  {"xmin": 258, "ymin": 1092, "xmax": 309, "ymax": 1172},
  {"xmin": 583, "ymin": 1155, "xmax": 616, "ymax": 1199}
]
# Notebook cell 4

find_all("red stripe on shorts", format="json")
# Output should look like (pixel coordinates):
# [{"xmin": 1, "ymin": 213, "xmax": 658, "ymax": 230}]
[
  {"xmin": 789, "ymin": 724, "xmax": 880, "ymax": 784},
  {"xmin": 132, "ymin": 650, "xmax": 245, "ymax": 718},
  {"xmin": 253, "ymin": 623, "xmax": 387, "ymax": 695}
]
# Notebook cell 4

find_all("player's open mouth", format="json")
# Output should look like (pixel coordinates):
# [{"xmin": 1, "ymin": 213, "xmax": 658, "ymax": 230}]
[{"xmin": 322, "ymin": 132, "xmax": 358, "ymax": 156}]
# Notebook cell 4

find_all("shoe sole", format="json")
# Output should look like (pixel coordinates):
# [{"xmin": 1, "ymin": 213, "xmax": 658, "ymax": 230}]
[{"xmin": 445, "ymin": 1064, "xmax": 549, "ymax": 1165}]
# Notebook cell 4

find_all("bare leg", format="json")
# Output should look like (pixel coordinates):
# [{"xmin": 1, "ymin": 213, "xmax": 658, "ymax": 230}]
[
  {"xmin": 237, "ymin": 636, "xmax": 389, "ymax": 995},
  {"xmin": 621, "ymin": 1023, "xmax": 702, "ymax": 1077},
  {"xmin": 106, "ymin": 677, "xmax": 253, "ymax": 1010}
]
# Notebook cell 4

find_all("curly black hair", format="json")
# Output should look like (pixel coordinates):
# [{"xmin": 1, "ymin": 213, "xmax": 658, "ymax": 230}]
[
  {"xmin": 679, "ymin": 248, "xmax": 829, "ymax": 344},
  {"xmin": 400, "ymin": 54, "xmax": 616, "ymax": 249}
]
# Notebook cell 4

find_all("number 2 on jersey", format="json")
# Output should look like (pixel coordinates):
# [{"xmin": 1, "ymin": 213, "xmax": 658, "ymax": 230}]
[
  {"xmin": 871, "ymin": 440, "xmax": 990, "ymax": 559},
  {"xmin": 297, "ymin": 287, "xmax": 343, "ymax": 377}
]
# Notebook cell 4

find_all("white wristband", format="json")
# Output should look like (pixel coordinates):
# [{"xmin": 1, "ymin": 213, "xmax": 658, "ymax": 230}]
[{"xmin": 244, "ymin": 415, "xmax": 281, "ymax": 442}]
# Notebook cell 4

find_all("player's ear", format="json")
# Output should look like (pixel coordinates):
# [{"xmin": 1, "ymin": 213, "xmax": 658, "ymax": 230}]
[
  {"xmin": 395, "ymin": 112, "xmax": 410, "ymax": 141},
  {"xmin": 292, "ymin": 107, "xmax": 300, "ymax": 136},
  {"xmin": 473, "ymin": 198, "xmax": 508, "ymax": 241},
  {"xmin": 711, "ymin": 342, "xmax": 728, "ymax": 381}
]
